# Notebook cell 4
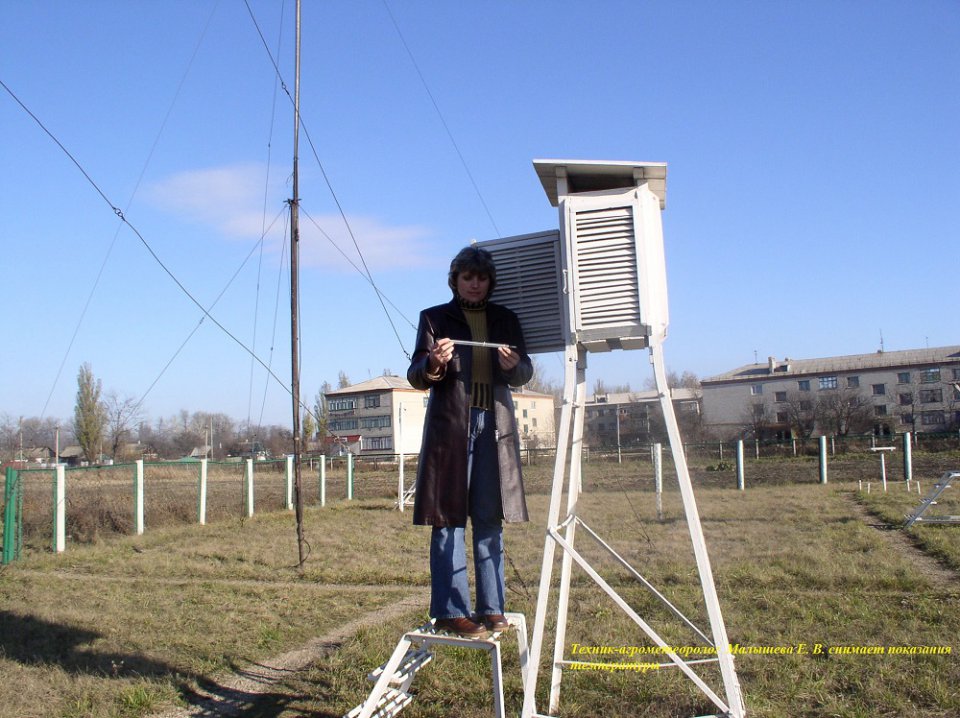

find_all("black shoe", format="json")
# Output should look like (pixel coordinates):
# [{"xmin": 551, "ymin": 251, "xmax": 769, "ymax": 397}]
[{"xmin": 434, "ymin": 616, "xmax": 490, "ymax": 638}]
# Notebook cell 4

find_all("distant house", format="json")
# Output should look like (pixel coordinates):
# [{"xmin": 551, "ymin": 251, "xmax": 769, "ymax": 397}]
[
  {"xmin": 701, "ymin": 345, "xmax": 960, "ymax": 439},
  {"xmin": 59, "ymin": 445, "xmax": 86, "ymax": 466}
]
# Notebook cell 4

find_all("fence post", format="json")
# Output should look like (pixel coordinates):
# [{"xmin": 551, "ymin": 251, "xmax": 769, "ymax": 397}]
[
  {"xmin": 285, "ymin": 455, "xmax": 294, "ymax": 511},
  {"xmin": 754, "ymin": 439, "xmax": 759, "ymax": 460},
  {"xmin": 902, "ymin": 432, "xmax": 912, "ymax": 485},
  {"xmin": 792, "ymin": 438, "xmax": 797, "ymax": 457},
  {"xmin": 818, "ymin": 436, "xmax": 828, "ymax": 484},
  {"xmin": 134, "ymin": 459, "xmax": 145, "ymax": 535},
  {"xmin": 245, "ymin": 458, "xmax": 254, "ymax": 518},
  {"xmin": 198, "ymin": 458, "xmax": 208, "ymax": 525},
  {"xmin": 653, "ymin": 442, "xmax": 663, "ymax": 520},
  {"xmin": 736, "ymin": 440, "xmax": 745, "ymax": 491},
  {"xmin": 53, "ymin": 464, "xmax": 66, "ymax": 553},
  {"xmin": 347, "ymin": 453, "xmax": 354, "ymax": 500},
  {"xmin": 2, "ymin": 467, "xmax": 21, "ymax": 564},
  {"xmin": 319, "ymin": 455, "xmax": 326, "ymax": 507}
]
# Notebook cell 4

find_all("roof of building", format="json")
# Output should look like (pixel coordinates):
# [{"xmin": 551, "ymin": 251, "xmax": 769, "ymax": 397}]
[
  {"xmin": 703, "ymin": 345, "xmax": 960, "ymax": 385},
  {"xmin": 326, "ymin": 375, "xmax": 424, "ymax": 395}
]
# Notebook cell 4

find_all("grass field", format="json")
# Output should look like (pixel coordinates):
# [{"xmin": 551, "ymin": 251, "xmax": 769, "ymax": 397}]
[{"xmin": 1, "ymin": 451, "xmax": 959, "ymax": 718}]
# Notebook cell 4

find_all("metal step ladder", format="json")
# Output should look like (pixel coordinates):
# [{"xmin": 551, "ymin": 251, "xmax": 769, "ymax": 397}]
[
  {"xmin": 904, "ymin": 471, "xmax": 960, "ymax": 528},
  {"xmin": 344, "ymin": 612, "xmax": 529, "ymax": 718}
]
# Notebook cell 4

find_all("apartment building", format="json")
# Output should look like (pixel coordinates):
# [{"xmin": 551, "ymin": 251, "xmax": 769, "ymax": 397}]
[
  {"xmin": 584, "ymin": 388, "xmax": 701, "ymax": 448},
  {"xmin": 701, "ymin": 346, "xmax": 960, "ymax": 439},
  {"xmin": 324, "ymin": 375, "xmax": 555, "ymax": 455}
]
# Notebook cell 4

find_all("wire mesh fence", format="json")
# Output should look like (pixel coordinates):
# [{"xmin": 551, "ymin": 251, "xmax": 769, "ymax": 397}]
[{"xmin": 3, "ymin": 434, "xmax": 959, "ymax": 563}]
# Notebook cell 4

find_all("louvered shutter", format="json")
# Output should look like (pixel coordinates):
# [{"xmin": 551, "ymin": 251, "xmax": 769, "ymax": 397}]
[
  {"xmin": 563, "ymin": 185, "xmax": 668, "ymax": 349},
  {"xmin": 480, "ymin": 230, "xmax": 567, "ymax": 354}
]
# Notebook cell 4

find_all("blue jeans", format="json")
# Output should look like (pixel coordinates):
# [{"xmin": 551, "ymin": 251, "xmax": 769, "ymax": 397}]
[{"xmin": 430, "ymin": 408, "xmax": 505, "ymax": 619}]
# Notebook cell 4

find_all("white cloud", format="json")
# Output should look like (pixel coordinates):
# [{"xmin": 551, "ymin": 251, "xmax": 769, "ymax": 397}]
[{"xmin": 146, "ymin": 163, "xmax": 434, "ymax": 272}]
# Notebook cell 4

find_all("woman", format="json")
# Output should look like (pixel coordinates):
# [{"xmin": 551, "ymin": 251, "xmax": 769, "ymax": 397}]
[{"xmin": 407, "ymin": 245, "xmax": 532, "ymax": 638}]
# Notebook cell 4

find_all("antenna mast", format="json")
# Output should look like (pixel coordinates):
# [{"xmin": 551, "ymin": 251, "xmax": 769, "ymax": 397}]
[{"xmin": 289, "ymin": 0, "xmax": 306, "ymax": 568}]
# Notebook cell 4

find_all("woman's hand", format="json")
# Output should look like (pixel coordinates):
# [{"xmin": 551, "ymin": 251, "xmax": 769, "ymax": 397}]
[
  {"xmin": 497, "ymin": 346, "xmax": 520, "ymax": 371},
  {"xmin": 428, "ymin": 338, "xmax": 455, "ymax": 373}
]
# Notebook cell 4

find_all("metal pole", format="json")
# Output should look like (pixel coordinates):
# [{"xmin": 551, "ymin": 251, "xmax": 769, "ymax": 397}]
[
  {"xmin": 736, "ymin": 440, "xmax": 745, "ymax": 491},
  {"xmin": 289, "ymin": 0, "xmax": 306, "ymax": 569},
  {"xmin": 903, "ymin": 432, "xmax": 912, "ymax": 485},
  {"xmin": 616, "ymin": 406, "xmax": 622, "ymax": 464},
  {"xmin": 398, "ymin": 404, "xmax": 405, "ymax": 511},
  {"xmin": 818, "ymin": 436, "xmax": 828, "ymax": 484},
  {"xmin": 653, "ymin": 442, "xmax": 663, "ymax": 520}
]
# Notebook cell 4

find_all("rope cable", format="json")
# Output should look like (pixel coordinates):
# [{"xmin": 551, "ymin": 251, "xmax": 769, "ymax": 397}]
[
  {"xmin": 381, "ymin": 0, "xmax": 502, "ymax": 238},
  {"xmin": 244, "ymin": 0, "xmax": 413, "ymax": 360},
  {"xmin": 248, "ymin": 0, "xmax": 287, "ymax": 435},
  {"xmin": 15, "ymin": 2, "xmax": 220, "ymax": 420},
  {"xmin": 134, "ymin": 207, "xmax": 288, "ymax": 415},
  {"xmin": 1, "ymin": 78, "xmax": 298, "ymax": 410}
]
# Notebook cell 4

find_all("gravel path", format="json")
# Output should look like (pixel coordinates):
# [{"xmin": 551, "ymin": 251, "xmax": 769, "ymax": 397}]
[
  {"xmin": 151, "ymin": 590, "xmax": 425, "ymax": 718},
  {"xmin": 847, "ymin": 495, "xmax": 958, "ymax": 589}
]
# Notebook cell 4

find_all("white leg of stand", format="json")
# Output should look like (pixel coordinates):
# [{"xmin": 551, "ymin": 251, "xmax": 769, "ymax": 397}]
[
  {"xmin": 651, "ymin": 343, "xmax": 745, "ymax": 718},
  {"xmin": 357, "ymin": 636, "xmax": 413, "ymax": 718},
  {"xmin": 521, "ymin": 344, "xmax": 580, "ymax": 718},
  {"xmin": 549, "ymin": 350, "xmax": 587, "ymax": 713},
  {"xmin": 491, "ymin": 641, "xmax": 505, "ymax": 718}
]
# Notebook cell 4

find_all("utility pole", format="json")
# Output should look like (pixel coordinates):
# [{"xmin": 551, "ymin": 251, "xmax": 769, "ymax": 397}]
[{"xmin": 289, "ymin": 0, "xmax": 306, "ymax": 569}]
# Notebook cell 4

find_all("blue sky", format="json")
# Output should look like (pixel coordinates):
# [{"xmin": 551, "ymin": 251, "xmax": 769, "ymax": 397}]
[{"xmin": 2, "ymin": 0, "xmax": 958, "ymax": 428}]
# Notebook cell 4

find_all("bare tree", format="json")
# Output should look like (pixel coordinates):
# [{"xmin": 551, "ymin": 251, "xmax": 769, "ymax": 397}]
[
  {"xmin": 782, "ymin": 391, "xmax": 818, "ymax": 441},
  {"xmin": 74, "ymin": 363, "xmax": 106, "ymax": 463},
  {"xmin": 104, "ymin": 392, "xmax": 145, "ymax": 460},
  {"xmin": 817, "ymin": 386, "xmax": 873, "ymax": 436},
  {"xmin": 337, "ymin": 370, "xmax": 351, "ymax": 389},
  {"xmin": 740, "ymin": 400, "xmax": 770, "ymax": 440}
]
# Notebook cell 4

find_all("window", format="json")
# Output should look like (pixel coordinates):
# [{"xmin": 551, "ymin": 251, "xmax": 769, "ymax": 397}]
[
  {"xmin": 523, "ymin": 424, "xmax": 529, "ymax": 433},
  {"xmin": 920, "ymin": 368, "xmax": 941, "ymax": 383},
  {"xmin": 872, "ymin": 384, "xmax": 886, "ymax": 396},
  {"xmin": 800, "ymin": 400, "xmax": 813, "ymax": 411},
  {"xmin": 364, "ymin": 395, "xmax": 381, "ymax": 409},
  {"xmin": 900, "ymin": 413, "xmax": 914, "ymax": 425},
  {"xmin": 899, "ymin": 392, "xmax": 913, "ymax": 406},
  {"xmin": 329, "ymin": 398, "xmax": 356, "ymax": 411},
  {"xmin": 775, "ymin": 391, "xmax": 787, "ymax": 402},
  {"xmin": 819, "ymin": 377, "xmax": 838, "ymax": 390},
  {"xmin": 897, "ymin": 372, "xmax": 911, "ymax": 384},
  {"xmin": 751, "ymin": 384, "xmax": 763, "ymax": 395},
  {"xmin": 367, "ymin": 436, "xmax": 393, "ymax": 450},
  {"xmin": 531, "ymin": 401, "xmax": 537, "ymax": 409},
  {"xmin": 513, "ymin": 401, "xmax": 518, "ymax": 410},
  {"xmin": 921, "ymin": 411, "xmax": 945, "ymax": 426},
  {"xmin": 874, "ymin": 405, "xmax": 887, "ymax": 416},
  {"xmin": 847, "ymin": 376, "xmax": 860, "ymax": 388},
  {"xmin": 360, "ymin": 415, "xmax": 391, "ymax": 429},
  {"xmin": 522, "ymin": 409, "xmax": 528, "ymax": 418},
  {"xmin": 919, "ymin": 389, "xmax": 943, "ymax": 404},
  {"xmin": 954, "ymin": 368, "xmax": 960, "ymax": 381},
  {"xmin": 329, "ymin": 419, "xmax": 358, "ymax": 431},
  {"xmin": 776, "ymin": 411, "xmax": 788, "ymax": 423},
  {"xmin": 532, "ymin": 418, "xmax": 538, "ymax": 428},
  {"xmin": 798, "ymin": 380, "xmax": 810, "ymax": 392}
]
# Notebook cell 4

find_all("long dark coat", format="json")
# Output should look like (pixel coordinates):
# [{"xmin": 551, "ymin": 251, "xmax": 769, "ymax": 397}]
[{"xmin": 407, "ymin": 298, "xmax": 532, "ymax": 527}]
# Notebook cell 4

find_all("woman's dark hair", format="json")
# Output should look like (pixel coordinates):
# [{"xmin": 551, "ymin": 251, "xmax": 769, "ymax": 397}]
[{"xmin": 448, "ymin": 245, "xmax": 497, "ymax": 297}]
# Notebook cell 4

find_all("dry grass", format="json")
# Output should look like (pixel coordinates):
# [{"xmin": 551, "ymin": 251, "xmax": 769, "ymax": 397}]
[{"xmin": 1, "ymin": 451, "xmax": 959, "ymax": 717}]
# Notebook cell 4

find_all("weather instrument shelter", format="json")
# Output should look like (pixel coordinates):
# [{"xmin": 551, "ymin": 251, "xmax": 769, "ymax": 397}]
[{"xmin": 478, "ymin": 159, "xmax": 746, "ymax": 718}]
